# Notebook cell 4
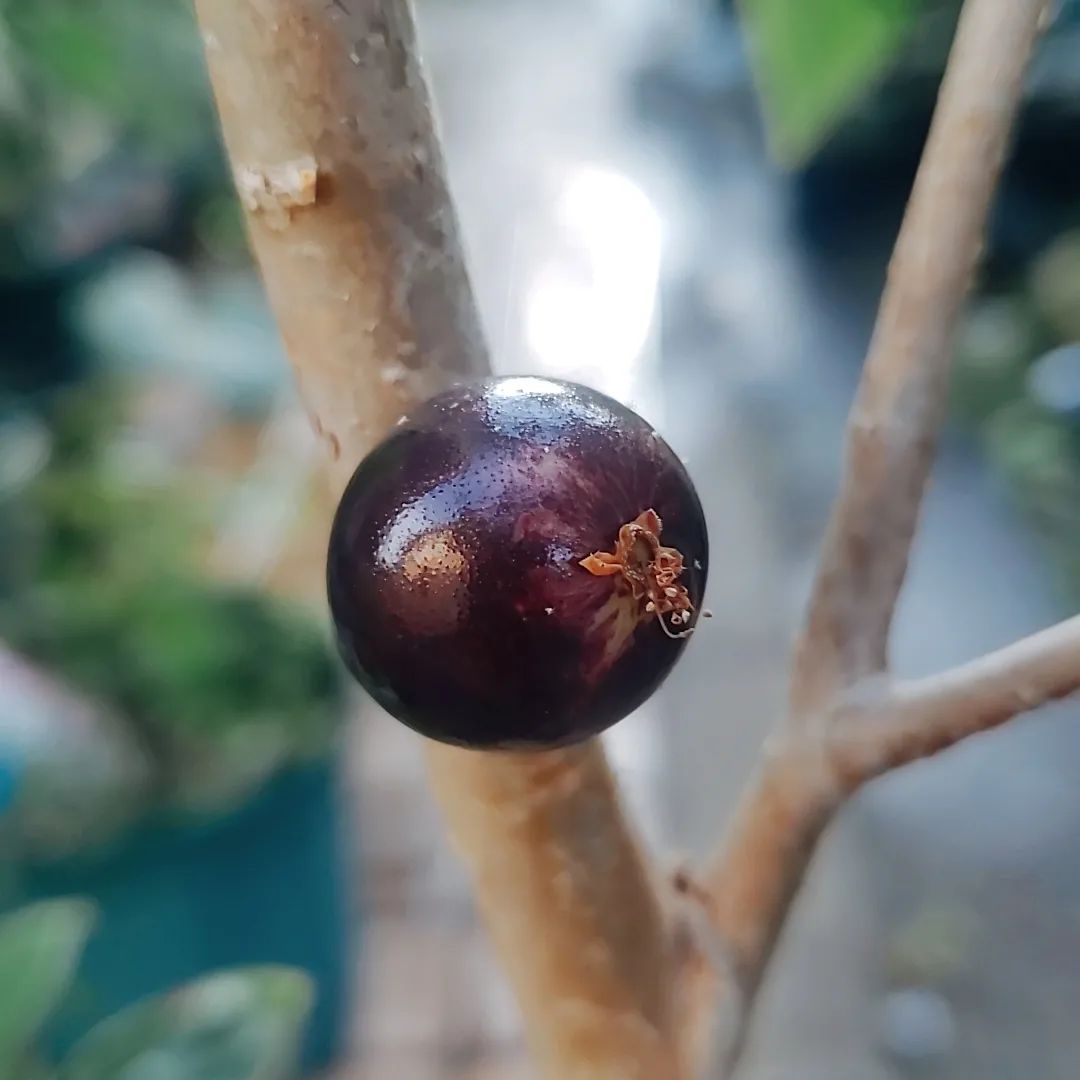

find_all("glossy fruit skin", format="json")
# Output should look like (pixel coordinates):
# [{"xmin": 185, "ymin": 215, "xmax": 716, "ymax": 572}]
[{"xmin": 327, "ymin": 376, "xmax": 708, "ymax": 749}]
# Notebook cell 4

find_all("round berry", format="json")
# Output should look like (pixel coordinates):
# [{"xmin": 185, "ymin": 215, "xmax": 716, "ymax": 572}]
[{"xmin": 327, "ymin": 376, "xmax": 708, "ymax": 748}]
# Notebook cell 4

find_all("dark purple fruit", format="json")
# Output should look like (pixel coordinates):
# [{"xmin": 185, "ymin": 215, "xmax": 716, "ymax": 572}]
[{"xmin": 326, "ymin": 376, "xmax": 708, "ymax": 749}]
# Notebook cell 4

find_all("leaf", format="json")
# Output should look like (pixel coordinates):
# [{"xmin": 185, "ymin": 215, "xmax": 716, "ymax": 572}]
[
  {"xmin": 0, "ymin": 900, "xmax": 96, "ymax": 1075},
  {"xmin": 17, "ymin": 1056, "xmax": 57, "ymax": 1080},
  {"xmin": 737, "ymin": 0, "xmax": 920, "ymax": 165},
  {"xmin": 58, "ymin": 968, "xmax": 313, "ymax": 1080}
]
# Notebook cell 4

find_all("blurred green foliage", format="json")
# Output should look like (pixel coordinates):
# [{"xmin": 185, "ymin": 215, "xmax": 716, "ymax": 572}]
[
  {"xmin": 58, "ymin": 967, "xmax": 312, "ymax": 1080},
  {"xmin": 0, "ymin": 900, "xmax": 312, "ymax": 1080},
  {"xmin": 0, "ymin": 900, "xmax": 94, "ymax": 1077},
  {"xmin": 738, "ymin": 0, "xmax": 919, "ymax": 165},
  {"xmin": 0, "ymin": 2, "xmax": 337, "ymax": 842},
  {"xmin": 952, "ymin": 230, "xmax": 1080, "ymax": 603},
  {"xmin": 737, "ymin": 0, "xmax": 1080, "ymax": 165},
  {"xmin": 0, "ymin": 385, "xmax": 343, "ymax": 821},
  {"xmin": 1, "ymin": 0, "xmax": 209, "ymax": 152},
  {"xmin": 0, "ymin": 0, "xmax": 236, "ymax": 278}
]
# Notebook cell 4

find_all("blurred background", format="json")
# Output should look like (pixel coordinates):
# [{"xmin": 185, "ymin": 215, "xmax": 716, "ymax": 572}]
[{"xmin": 1, "ymin": 0, "xmax": 1080, "ymax": 1077}]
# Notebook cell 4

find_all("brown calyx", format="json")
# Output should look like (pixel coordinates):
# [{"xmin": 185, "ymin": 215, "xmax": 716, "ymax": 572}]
[{"xmin": 579, "ymin": 509, "xmax": 695, "ymax": 639}]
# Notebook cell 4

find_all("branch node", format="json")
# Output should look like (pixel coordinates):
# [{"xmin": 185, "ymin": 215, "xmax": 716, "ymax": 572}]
[
  {"xmin": 669, "ymin": 862, "xmax": 739, "ymax": 986},
  {"xmin": 235, "ymin": 156, "xmax": 320, "ymax": 229}
]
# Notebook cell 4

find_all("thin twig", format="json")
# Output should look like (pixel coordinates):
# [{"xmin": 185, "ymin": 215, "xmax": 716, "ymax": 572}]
[
  {"xmin": 838, "ymin": 613, "xmax": 1080, "ymax": 781},
  {"xmin": 693, "ymin": 1, "xmax": 1052, "ymax": 1073},
  {"xmin": 789, "ymin": 0, "xmax": 1052, "ymax": 716},
  {"xmin": 194, "ymin": 2, "xmax": 686, "ymax": 1076}
]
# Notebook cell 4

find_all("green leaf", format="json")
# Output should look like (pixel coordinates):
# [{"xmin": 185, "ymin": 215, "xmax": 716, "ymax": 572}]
[
  {"xmin": 0, "ymin": 900, "xmax": 96, "ymax": 1075},
  {"xmin": 59, "ymin": 968, "xmax": 313, "ymax": 1080},
  {"xmin": 16, "ymin": 1056, "xmax": 57, "ymax": 1080},
  {"xmin": 738, "ymin": 0, "xmax": 920, "ymax": 165}
]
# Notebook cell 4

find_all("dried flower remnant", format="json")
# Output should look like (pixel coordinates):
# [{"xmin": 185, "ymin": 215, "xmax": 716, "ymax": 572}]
[{"xmin": 581, "ymin": 509, "xmax": 695, "ymax": 638}]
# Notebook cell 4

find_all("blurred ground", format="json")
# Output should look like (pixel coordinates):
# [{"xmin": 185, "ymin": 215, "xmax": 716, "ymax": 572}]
[{"xmin": 325, "ymin": 1, "xmax": 1080, "ymax": 1077}]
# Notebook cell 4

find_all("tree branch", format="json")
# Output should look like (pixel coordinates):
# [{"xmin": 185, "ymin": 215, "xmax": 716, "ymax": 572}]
[
  {"xmin": 194, "ymin": 0, "xmax": 487, "ymax": 486},
  {"xmin": 789, "ymin": 0, "xmax": 1052, "ymax": 715},
  {"xmin": 693, "ymin": 0, "xmax": 1052, "ymax": 1073},
  {"xmin": 838, "ymin": 613, "xmax": 1080, "ymax": 781},
  {"xmin": 193, "ymin": 1, "xmax": 685, "ymax": 1076},
  {"xmin": 195, "ymin": 1, "xmax": 1063, "ymax": 1077},
  {"xmin": 430, "ymin": 744, "xmax": 686, "ymax": 1078}
]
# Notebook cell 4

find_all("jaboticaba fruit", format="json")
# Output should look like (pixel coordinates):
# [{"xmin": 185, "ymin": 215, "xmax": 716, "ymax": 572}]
[{"xmin": 327, "ymin": 376, "xmax": 708, "ymax": 749}]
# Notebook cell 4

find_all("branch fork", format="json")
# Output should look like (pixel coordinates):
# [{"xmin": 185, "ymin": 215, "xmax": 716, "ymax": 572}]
[{"xmin": 194, "ymin": 0, "xmax": 1071, "ymax": 1076}]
